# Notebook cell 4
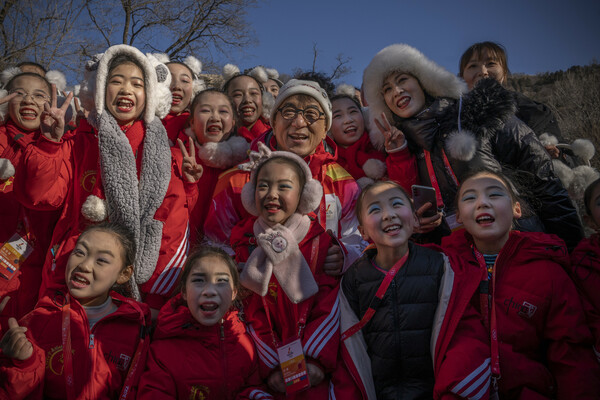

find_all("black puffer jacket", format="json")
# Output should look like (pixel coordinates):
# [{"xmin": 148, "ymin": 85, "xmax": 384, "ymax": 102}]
[
  {"xmin": 342, "ymin": 244, "xmax": 444, "ymax": 400},
  {"xmin": 396, "ymin": 78, "xmax": 583, "ymax": 250}
]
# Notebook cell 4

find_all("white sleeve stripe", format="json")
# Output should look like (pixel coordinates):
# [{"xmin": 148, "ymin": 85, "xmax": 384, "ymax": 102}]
[
  {"xmin": 155, "ymin": 237, "xmax": 188, "ymax": 294},
  {"xmin": 451, "ymin": 358, "xmax": 491, "ymax": 395},
  {"xmin": 150, "ymin": 224, "xmax": 189, "ymax": 292},
  {"xmin": 247, "ymin": 326, "xmax": 278, "ymax": 367},
  {"xmin": 307, "ymin": 305, "xmax": 340, "ymax": 358},
  {"xmin": 248, "ymin": 325, "xmax": 278, "ymax": 362},
  {"xmin": 249, "ymin": 389, "xmax": 273, "ymax": 399},
  {"xmin": 304, "ymin": 297, "xmax": 339, "ymax": 354},
  {"xmin": 158, "ymin": 240, "xmax": 189, "ymax": 295},
  {"xmin": 470, "ymin": 375, "xmax": 491, "ymax": 400},
  {"xmin": 461, "ymin": 368, "xmax": 490, "ymax": 399},
  {"xmin": 594, "ymin": 346, "xmax": 600, "ymax": 362},
  {"xmin": 328, "ymin": 380, "xmax": 336, "ymax": 400}
]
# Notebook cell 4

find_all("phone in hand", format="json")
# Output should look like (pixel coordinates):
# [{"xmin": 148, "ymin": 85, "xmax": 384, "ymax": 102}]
[{"xmin": 411, "ymin": 185, "xmax": 438, "ymax": 218}]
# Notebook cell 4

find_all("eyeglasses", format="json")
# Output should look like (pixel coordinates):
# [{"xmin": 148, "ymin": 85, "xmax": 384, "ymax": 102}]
[
  {"xmin": 8, "ymin": 89, "xmax": 50, "ymax": 105},
  {"xmin": 277, "ymin": 105, "xmax": 324, "ymax": 125}
]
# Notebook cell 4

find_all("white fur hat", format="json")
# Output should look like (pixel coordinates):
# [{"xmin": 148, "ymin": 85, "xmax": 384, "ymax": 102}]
[
  {"xmin": 271, "ymin": 79, "xmax": 333, "ymax": 130},
  {"xmin": 222, "ymin": 64, "xmax": 274, "ymax": 120},
  {"xmin": 362, "ymin": 44, "xmax": 467, "ymax": 125},
  {"xmin": 239, "ymin": 142, "xmax": 323, "ymax": 216},
  {"xmin": 79, "ymin": 44, "xmax": 172, "ymax": 124},
  {"xmin": 152, "ymin": 53, "xmax": 206, "ymax": 99}
]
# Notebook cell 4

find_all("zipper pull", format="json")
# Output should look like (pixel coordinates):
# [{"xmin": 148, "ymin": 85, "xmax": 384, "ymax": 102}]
[
  {"xmin": 220, "ymin": 321, "xmax": 225, "ymax": 340},
  {"xmin": 89, "ymin": 333, "xmax": 95, "ymax": 349}
]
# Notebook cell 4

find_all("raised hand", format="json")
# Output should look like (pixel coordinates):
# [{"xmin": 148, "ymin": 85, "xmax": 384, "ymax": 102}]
[
  {"xmin": 73, "ymin": 96, "xmax": 88, "ymax": 127},
  {"xmin": 0, "ymin": 91, "xmax": 18, "ymax": 105},
  {"xmin": 0, "ymin": 316, "xmax": 33, "ymax": 361},
  {"xmin": 374, "ymin": 112, "xmax": 406, "ymax": 152},
  {"xmin": 323, "ymin": 230, "xmax": 344, "ymax": 276},
  {"xmin": 413, "ymin": 202, "xmax": 443, "ymax": 234},
  {"xmin": 177, "ymin": 138, "xmax": 203, "ymax": 183},
  {"xmin": 41, "ymin": 84, "xmax": 74, "ymax": 142}
]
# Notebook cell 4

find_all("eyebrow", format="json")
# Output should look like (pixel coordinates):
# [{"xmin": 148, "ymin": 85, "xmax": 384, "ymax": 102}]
[{"xmin": 77, "ymin": 240, "xmax": 115, "ymax": 257}]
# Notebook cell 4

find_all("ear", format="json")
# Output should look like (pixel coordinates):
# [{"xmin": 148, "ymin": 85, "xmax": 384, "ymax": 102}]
[
  {"xmin": 358, "ymin": 225, "xmax": 369, "ymax": 241},
  {"xmin": 231, "ymin": 287, "xmax": 238, "ymax": 303},
  {"xmin": 512, "ymin": 201, "xmax": 522, "ymax": 219},
  {"xmin": 455, "ymin": 210, "xmax": 463, "ymax": 225},
  {"xmin": 116, "ymin": 265, "xmax": 134, "ymax": 285}
]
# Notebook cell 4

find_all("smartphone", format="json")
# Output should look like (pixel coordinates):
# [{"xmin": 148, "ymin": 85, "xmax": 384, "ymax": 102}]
[{"xmin": 411, "ymin": 185, "xmax": 438, "ymax": 218}]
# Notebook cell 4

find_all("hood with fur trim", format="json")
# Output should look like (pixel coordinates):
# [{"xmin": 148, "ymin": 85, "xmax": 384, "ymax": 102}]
[{"xmin": 363, "ymin": 43, "xmax": 467, "ymax": 133}]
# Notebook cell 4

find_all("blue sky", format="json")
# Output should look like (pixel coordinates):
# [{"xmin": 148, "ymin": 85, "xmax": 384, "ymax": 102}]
[{"xmin": 235, "ymin": 0, "xmax": 600, "ymax": 87}]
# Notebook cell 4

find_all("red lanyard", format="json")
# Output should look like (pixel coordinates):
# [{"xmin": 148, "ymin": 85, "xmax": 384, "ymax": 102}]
[
  {"xmin": 423, "ymin": 149, "xmax": 459, "ymax": 210},
  {"xmin": 61, "ymin": 295, "xmax": 76, "ymax": 400},
  {"xmin": 119, "ymin": 298, "xmax": 147, "ymax": 400},
  {"xmin": 472, "ymin": 247, "xmax": 501, "ymax": 383},
  {"xmin": 341, "ymin": 251, "xmax": 409, "ymax": 341}
]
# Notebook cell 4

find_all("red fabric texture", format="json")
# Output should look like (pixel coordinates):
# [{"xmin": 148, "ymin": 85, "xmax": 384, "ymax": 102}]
[
  {"xmin": 443, "ymin": 230, "xmax": 600, "ymax": 399},
  {"xmin": 162, "ymin": 112, "xmax": 190, "ymax": 144},
  {"xmin": 0, "ymin": 291, "xmax": 150, "ymax": 400},
  {"xmin": 334, "ymin": 132, "xmax": 386, "ymax": 180},
  {"xmin": 137, "ymin": 294, "xmax": 270, "ymax": 399},
  {"xmin": 237, "ymin": 118, "xmax": 270, "ymax": 143}
]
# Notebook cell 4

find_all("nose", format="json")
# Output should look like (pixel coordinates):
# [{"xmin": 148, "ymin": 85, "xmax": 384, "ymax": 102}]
[
  {"xmin": 479, "ymin": 64, "xmax": 488, "ymax": 77},
  {"xmin": 21, "ymin": 93, "xmax": 35, "ymax": 105},
  {"xmin": 77, "ymin": 257, "xmax": 93, "ymax": 273},
  {"xmin": 291, "ymin": 112, "xmax": 308, "ymax": 127},
  {"xmin": 475, "ymin": 195, "xmax": 491, "ymax": 208},
  {"xmin": 209, "ymin": 109, "xmax": 220, "ymax": 121},
  {"xmin": 201, "ymin": 282, "xmax": 218, "ymax": 297},
  {"xmin": 266, "ymin": 186, "xmax": 279, "ymax": 200},
  {"xmin": 382, "ymin": 205, "xmax": 396, "ymax": 221}
]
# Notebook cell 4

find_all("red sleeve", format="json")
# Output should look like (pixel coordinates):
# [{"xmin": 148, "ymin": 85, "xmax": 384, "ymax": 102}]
[
  {"xmin": 386, "ymin": 147, "xmax": 419, "ymax": 193},
  {"xmin": 14, "ymin": 134, "xmax": 74, "ymax": 211},
  {"xmin": 0, "ymin": 337, "xmax": 46, "ymax": 399},
  {"xmin": 243, "ymin": 293, "xmax": 281, "ymax": 378},
  {"xmin": 136, "ymin": 344, "xmax": 177, "ymax": 400}
]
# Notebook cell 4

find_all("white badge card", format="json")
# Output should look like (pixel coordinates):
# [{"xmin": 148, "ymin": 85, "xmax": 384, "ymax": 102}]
[
  {"xmin": 276, "ymin": 338, "xmax": 310, "ymax": 394},
  {"xmin": 0, "ymin": 233, "xmax": 34, "ymax": 280}
]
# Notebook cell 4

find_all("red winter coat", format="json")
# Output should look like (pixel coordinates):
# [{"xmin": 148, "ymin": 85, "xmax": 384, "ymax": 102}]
[
  {"xmin": 137, "ymin": 294, "xmax": 271, "ymax": 400},
  {"xmin": 231, "ymin": 215, "xmax": 350, "ymax": 399},
  {"xmin": 237, "ymin": 117, "xmax": 270, "ymax": 143},
  {"xmin": 0, "ymin": 121, "xmax": 62, "ymax": 326},
  {"xmin": 569, "ymin": 234, "xmax": 600, "ymax": 363},
  {"xmin": 13, "ymin": 120, "xmax": 198, "ymax": 310},
  {"xmin": 0, "ymin": 291, "xmax": 150, "ymax": 400},
  {"xmin": 443, "ymin": 230, "xmax": 600, "ymax": 399},
  {"xmin": 163, "ymin": 112, "xmax": 190, "ymax": 144},
  {"xmin": 334, "ymin": 131, "xmax": 386, "ymax": 181}
]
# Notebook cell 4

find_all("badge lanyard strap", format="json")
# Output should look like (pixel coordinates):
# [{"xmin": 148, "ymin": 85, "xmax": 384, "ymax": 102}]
[
  {"xmin": 423, "ymin": 149, "xmax": 459, "ymax": 211},
  {"xmin": 61, "ymin": 294, "xmax": 76, "ymax": 400},
  {"xmin": 341, "ymin": 250, "xmax": 409, "ymax": 341},
  {"xmin": 119, "ymin": 298, "xmax": 147, "ymax": 400},
  {"xmin": 472, "ymin": 247, "xmax": 501, "ymax": 385}
]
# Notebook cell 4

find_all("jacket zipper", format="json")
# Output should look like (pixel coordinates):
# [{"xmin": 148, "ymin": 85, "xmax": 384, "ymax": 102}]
[{"xmin": 220, "ymin": 322, "xmax": 228, "ymax": 399}]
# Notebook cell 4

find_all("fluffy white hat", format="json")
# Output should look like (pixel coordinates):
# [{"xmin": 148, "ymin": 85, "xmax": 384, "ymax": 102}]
[
  {"xmin": 239, "ymin": 142, "xmax": 323, "ymax": 216},
  {"xmin": 265, "ymin": 67, "xmax": 283, "ymax": 87},
  {"xmin": 271, "ymin": 79, "xmax": 333, "ymax": 130},
  {"xmin": 46, "ymin": 70, "xmax": 67, "ymax": 93},
  {"xmin": 153, "ymin": 53, "xmax": 206, "ymax": 98},
  {"xmin": 362, "ymin": 44, "xmax": 467, "ymax": 126},
  {"xmin": 222, "ymin": 64, "xmax": 275, "ymax": 120},
  {"xmin": 335, "ymin": 83, "xmax": 356, "ymax": 97},
  {"xmin": 0, "ymin": 67, "xmax": 22, "ymax": 88},
  {"xmin": 0, "ymin": 88, "xmax": 7, "ymax": 124},
  {"xmin": 79, "ymin": 45, "xmax": 172, "ymax": 124}
]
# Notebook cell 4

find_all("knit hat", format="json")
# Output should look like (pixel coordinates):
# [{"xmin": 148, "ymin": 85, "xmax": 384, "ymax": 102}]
[
  {"xmin": 362, "ymin": 44, "xmax": 467, "ymax": 127},
  {"xmin": 239, "ymin": 142, "xmax": 323, "ymax": 216},
  {"xmin": 271, "ymin": 79, "xmax": 333, "ymax": 130},
  {"xmin": 79, "ymin": 44, "xmax": 172, "ymax": 125}
]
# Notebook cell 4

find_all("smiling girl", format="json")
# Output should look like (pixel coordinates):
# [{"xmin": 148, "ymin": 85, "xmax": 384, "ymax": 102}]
[
  {"xmin": 0, "ymin": 222, "xmax": 150, "ymax": 399},
  {"xmin": 138, "ymin": 246, "xmax": 270, "ymax": 399},
  {"xmin": 14, "ymin": 45, "xmax": 202, "ymax": 317},
  {"xmin": 442, "ymin": 170, "xmax": 600, "ymax": 399}
]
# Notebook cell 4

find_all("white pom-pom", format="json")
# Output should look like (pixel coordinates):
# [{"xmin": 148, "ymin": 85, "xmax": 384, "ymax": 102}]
[
  {"xmin": 335, "ymin": 83, "xmax": 356, "ymax": 97},
  {"xmin": 248, "ymin": 66, "xmax": 268, "ymax": 84},
  {"xmin": 262, "ymin": 91, "xmax": 274, "ymax": 119},
  {"xmin": 0, "ymin": 67, "xmax": 22, "ymax": 86},
  {"xmin": 152, "ymin": 53, "xmax": 171, "ymax": 64},
  {"xmin": 265, "ymin": 68, "xmax": 279, "ymax": 80},
  {"xmin": 571, "ymin": 166, "xmax": 600, "ymax": 200},
  {"xmin": 445, "ymin": 130, "xmax": 477, "ymax": 161},
  {"xmin": 571, "ymin": 138, "xmax": 595, "ymax": 162},
  {"xmin": 539, "ymin": 133, "xmax": 558, "ymax": 147},
  {"xmin": 46, "ymin": 70, "xmax": 67, "ymax": 92},
  {"xmin": 552, "ymin": 159, "xmax": 575, "ymax": 190},
  {"xmin": 356, "ymin": 176, "xmax": 375, "ymax": 189},
  {"xmin": 223, "ymin": 64, "xmax": 240, "ymax": 81},
  {"xmin": 0, "ymin": 88, "xmax": 8, "ymax": 125},
  {"xmin": 184, "ymin": 56, "xmax": 202, "ymax": 76},
  {"xmin": 362, "ymin": 158, "xmax": 387, "ymax": 179},
  {"xmin": 0, "ymin": 158, "xmax": 15, "ymax": 180},
  {"xmin": 228, "ymin": 136, "xmax": 250, "ymax": 164},
  {"xmin": 81, "ymin": 195, "xmax": 107, "ymax": 222}
]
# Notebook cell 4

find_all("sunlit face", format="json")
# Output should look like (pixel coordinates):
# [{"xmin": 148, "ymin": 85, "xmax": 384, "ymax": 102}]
[
  {"xmin": 461, "ymin": 48, "xmax": 506, "ymax": 90},
  {"xmin": 65, "ymin": 230, "xmax": 132, "ymax": 307},
  {"xmin": 105, "ymin": 62, "xmax": 146, "ymax": 126},
  {"xmin": 227, "ymin": 75, "xmax": 263, "ymax": 126},
  {"xmin": 255, "ymin": 161, "xmax": 302, "ymax": 227},
  {"xmin": 358, "ymin": 183, "xmax": 417, "ymax": 253},
  {"xmin": 264, "ymin": 79, "xmax": 280, "ymax": 98},
  {"xmin": 168, "ymin": 63, "xmax": 194, "ymax": 114},
  {"xmin": 456, "ymin": 174, "xmax": 522, "ymax": 254},
  {"xmin": 330, "ymin": 97, "xmax": 364, "ymax": 148},
  {"xmin": 190, "ymin": 92, "xmax": 235, "ymax": 144},
  {"xmin": 7, "ymin": 75, "xmax": 50, "ymax": 131},
  {"xmin": 273, "ymin": 95, "xmax": 327, "ymax": 158},
  {"xmin": 382, "ymin": 72, "xmax": 426, "ymax": 119},
  {"xmin": 183, "ymin": 256, "xmax": 236, "ymax": 326}
]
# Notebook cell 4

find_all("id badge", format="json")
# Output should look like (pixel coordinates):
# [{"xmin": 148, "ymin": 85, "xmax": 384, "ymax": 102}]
[
  {"xmin": 276, "ymin": 338, "xmax": 310, "ymax": 395},
  {"xmin": 0, "ymin": 233, "xmax": 34, "ymax": 280}
]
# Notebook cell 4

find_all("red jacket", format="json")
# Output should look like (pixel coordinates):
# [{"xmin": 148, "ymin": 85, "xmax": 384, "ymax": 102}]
[
  {"xmin": 237, "ymin": 118, "xmax": 270, "ymax": 143},
  {"xmin": 443, "ymin": 230, "xmax": 600, "ymax": 399},
  {"xmin": 0, "ymin": 291, "xmax": 150, "ymax": 400},
  {"xmin": 13, "ymin": 120, "xmax": 198, "ymax": 310},
  {"xmin": 162, "ymin": 112, "xmax": 190, "ymax": 144},
  {"xmin": 334, "ymin": 132, "xmax": 386, "ymax": 181},
  {"xmin": 569, "ymin": 234, "xmax": 600, "ymax": 363},
  {"xmin": 137, "ymin": 294, "xmax": 271, "ymax": 400},
  {"xmin": 232, "ymin": 215, "xmax": 346, "ymax": 399},
  {"xmin": 0, "ymin": 121, "xmax": 62, "ymax": 325}
]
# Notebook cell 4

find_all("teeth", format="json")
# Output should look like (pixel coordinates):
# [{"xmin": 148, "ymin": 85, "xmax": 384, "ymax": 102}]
[
  {"xmin": 384, "ymin": 225, "xmax": 401, "ymax": 232},
  {"xmin": 200, "ymin": 303, "xmax": 218, "ymax": 311},
  {"xmin": 74, "ymin": 276, "xmax": 89, "ymax": 284},
  {"xmin": 476, "ymin": 216, "xmax": 494, "ymax": 223},
  {"xmin": 118, "ymin": 99, "xmax": 133, "ymax": 106}
]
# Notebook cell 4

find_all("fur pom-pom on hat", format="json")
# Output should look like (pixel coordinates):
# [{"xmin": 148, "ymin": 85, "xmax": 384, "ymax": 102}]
[
  {"xmin": 0, "ymin": 67, "xmax": 22, "ymax": 88},
  {"xmin": 240, "ymin": 142, "xmax": 323, "ymax": 216},
  {"xmin": 571, "ymin": 138, "xmax": 595, "ymax": 163},
  {"xmin": 0, "ymin": 158, "xmax": 15, "ymax": 180},
  {"xmin": 0, "ymin": 88, "xmax": 8, "ymax": 124},
  {"xmin": 265, "ymin": 68, "xmax": 283, "ymax": 86},
  {"xmin": 445, "ymin": 129, "xmax": 478, "ymax": 161},
  {"xmin": 81, "ymin": 194, "xmax": 108, "ymax": 222},
  {"xmin": 539, "ymin": 133, "xmax": 559, "ymax": 147},
  {"xmin": 362, "ymin": 158, "xmax": 387, "ymax": 180},
  {"xmin": 46, "ymin": 70, "xmax": 67, "ymax": 92},
  {"xmin": 335, "ymin": 83, "xmax": 357, "ymax": 97},
  {"xmin": 248, "ymin": 66, "xmax": 269, "ymax": 84},
  {"xmin": 222, "ymin": 64, "xmax": 241, "ymax": 82}
]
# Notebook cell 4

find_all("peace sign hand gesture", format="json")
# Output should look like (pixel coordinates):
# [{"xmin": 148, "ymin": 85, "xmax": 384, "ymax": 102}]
[
  {"xmin": 177, "ymin": 138, "xmax": 203, "ymax": 183},
  {"xmin": 374, "ymin": 112, "xmax": 406, "ymax": 152},
  {"xmin": 41, "ymin": 84, "xmax": 74, "ymax": 142},
  {"xmin": 0, "ymin": 91, "xmax": 18, "ymax": 105}
]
